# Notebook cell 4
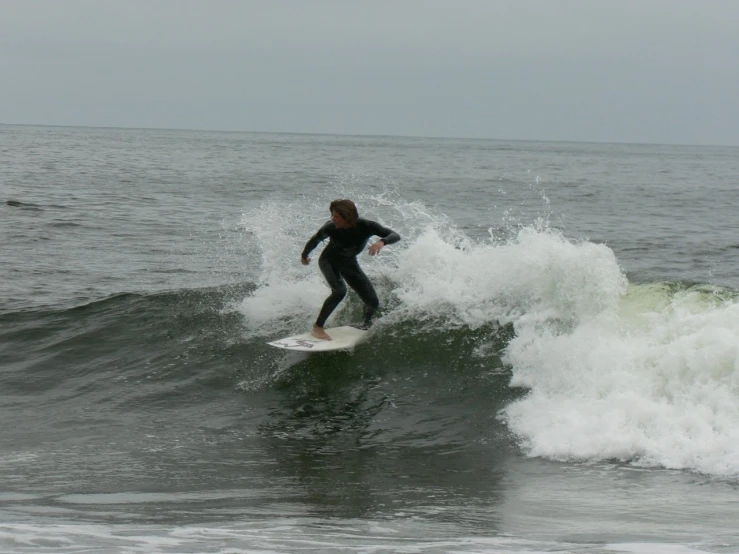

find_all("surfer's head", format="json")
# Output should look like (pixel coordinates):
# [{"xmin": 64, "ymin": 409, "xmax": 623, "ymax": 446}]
[{"xmin": 329, "ymin": 199, "xmax": 358, "ymax": 228}]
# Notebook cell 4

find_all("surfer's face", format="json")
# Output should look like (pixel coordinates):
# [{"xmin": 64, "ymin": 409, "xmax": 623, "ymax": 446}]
[{"xmin": 331, "ymin": 210, "xmax": 350, "ymax": 229}]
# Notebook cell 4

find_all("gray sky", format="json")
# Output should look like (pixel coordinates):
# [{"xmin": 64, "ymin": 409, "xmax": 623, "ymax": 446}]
[{"xmin": 1, "ymin": 0, "xmax": 738, "ymax": 145}]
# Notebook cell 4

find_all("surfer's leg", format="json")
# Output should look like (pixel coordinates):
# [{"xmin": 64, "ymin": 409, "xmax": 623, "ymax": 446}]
[
  {"xmin": 315, "ymin": 256, "xmax": 347, "ymax": 329},
  {"xmin": 342, "ymin": 262, "xmax": 379, "ymax": 326}
]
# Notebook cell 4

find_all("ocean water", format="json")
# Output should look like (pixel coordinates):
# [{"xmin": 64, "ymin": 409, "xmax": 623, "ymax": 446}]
[{"xmin": 1, "ymin": 124, "xmax": 739, "ymax": 553}]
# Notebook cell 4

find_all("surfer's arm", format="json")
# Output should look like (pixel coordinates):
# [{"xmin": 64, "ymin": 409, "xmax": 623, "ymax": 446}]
[
  {"xmin": 367, "ymin": 221, "xmax": 400, "ymax": 256},
  {"xmin": 301, "ymin": 222, "xmax": 331, "ymax": 263}
]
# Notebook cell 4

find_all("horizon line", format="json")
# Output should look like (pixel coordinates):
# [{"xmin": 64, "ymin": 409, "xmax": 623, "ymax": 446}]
[{"xmin": 1, "ymin": 121, "xmax": 736, "ymax": 150}]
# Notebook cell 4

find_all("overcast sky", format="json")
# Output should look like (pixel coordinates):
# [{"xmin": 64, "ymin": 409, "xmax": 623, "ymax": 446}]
[{"xmin": 1, "ymin": 0, "xmax": 737, "ymax": 145}]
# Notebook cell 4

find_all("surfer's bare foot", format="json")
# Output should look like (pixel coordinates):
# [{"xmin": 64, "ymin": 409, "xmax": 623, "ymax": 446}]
[{"xmin": 311, "ymin": 325, "xmax": 332, "ymax": 340}]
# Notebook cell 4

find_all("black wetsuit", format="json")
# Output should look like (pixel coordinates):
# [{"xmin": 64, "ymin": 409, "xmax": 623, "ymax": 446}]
[{"xmin": 302, "ymin": 218, "xmax": 401, "ymax": 327}]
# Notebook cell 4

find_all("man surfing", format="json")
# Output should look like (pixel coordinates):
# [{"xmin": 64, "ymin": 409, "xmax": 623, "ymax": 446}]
[{"xmin": 301, "ymin": 199, "xmax": 400, "ymax": 340}]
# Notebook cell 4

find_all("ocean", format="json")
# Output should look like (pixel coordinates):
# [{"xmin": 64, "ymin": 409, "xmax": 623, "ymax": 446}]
[{"xmin": 1, "ymin": 124, "xmax": 738, "ymax": 553}]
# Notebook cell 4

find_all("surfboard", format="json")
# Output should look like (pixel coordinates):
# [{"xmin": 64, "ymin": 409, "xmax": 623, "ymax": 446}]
[{"xmin": 267, "ymin": 325, "xmax": 368, "ymax": 352}]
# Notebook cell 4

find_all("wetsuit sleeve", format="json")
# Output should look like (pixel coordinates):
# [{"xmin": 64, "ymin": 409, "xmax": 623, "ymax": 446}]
[
  {"xmin": 301, "ymin": 221, "xmax": 332, "ymax": 259},
  {"xmin": 367, "ymin": 220, "xmax": 401, "ymax": 245}
]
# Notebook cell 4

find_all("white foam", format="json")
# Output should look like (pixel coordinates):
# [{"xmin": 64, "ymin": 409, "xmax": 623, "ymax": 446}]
[
  {"xmin": 392, "ymin": 223, "xmax": 625, "ymax": 328},
  {"xmin": 504, "ymin": 284, "xmax": 739, "ymax": 476}
]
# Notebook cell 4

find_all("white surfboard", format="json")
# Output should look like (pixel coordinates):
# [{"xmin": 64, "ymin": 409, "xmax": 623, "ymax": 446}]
[{"xmin": 267, "ymin": 325, "xmax": 368, "ymax": 352}]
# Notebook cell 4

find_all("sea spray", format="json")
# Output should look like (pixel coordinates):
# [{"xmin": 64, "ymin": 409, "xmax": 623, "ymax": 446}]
[{"xmin": 392, "ymin": 224, "xmax": 625, "ymax": 328}]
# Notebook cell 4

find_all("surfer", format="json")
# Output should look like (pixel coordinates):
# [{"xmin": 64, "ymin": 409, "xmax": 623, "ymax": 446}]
[{"xmin": 301, "ymin": 199, "xmax": 400, "ymax": 340}]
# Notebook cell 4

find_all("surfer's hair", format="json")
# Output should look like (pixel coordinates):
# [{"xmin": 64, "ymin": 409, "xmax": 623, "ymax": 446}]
[{"xmin": 329, "ymin": 199, "xmax": 359, "ymax": 226}]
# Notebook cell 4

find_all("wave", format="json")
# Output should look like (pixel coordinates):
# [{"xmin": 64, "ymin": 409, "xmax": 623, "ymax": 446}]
[
  {"xmin": 0, "ymin": 286, "xmax": 253, "ymax": 412},
  {"xmin": 4, "ymin": 192, "xmax": 739, "ymax": 476},
  {"xmin": 237, "ymin": 196, "xmax": 739, "ymax": 476}
]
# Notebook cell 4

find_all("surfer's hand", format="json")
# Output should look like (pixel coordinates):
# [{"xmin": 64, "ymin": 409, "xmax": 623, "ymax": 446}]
[
  {"xmin": 368, "ymin": 241, "xmax": 384, "ymax": 256},
  {"xmin": 301, "ymin": 256, "xmax": 311, "ymax": 265}
]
